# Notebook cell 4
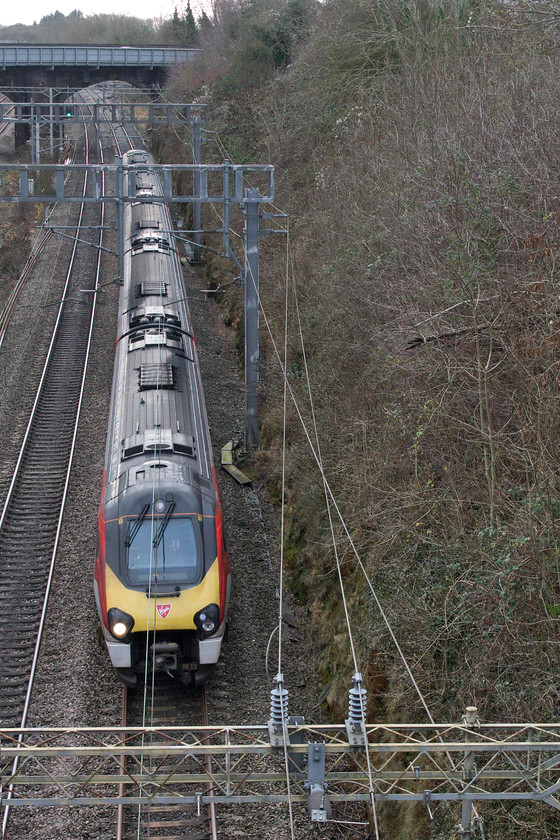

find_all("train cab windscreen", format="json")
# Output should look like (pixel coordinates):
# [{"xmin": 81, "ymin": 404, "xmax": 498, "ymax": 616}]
[{"xmin": 125, "ymin": 515, "xmax": 201, "ymax": 586}]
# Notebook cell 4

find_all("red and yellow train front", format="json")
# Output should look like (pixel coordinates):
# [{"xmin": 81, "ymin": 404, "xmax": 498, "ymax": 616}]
[{"xmin": 94, "ymin": 482, "xmax": 230, "ymax": 686}]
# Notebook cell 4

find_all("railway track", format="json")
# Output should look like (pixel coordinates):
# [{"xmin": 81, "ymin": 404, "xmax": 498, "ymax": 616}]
[
  {"xmin": 0, "ymin": 90, "xmax": 215, "ymax": 840},
  {"xmin": 0, "ymin": 105, "xmax": 113, "ymax": 729},
  {"xmin": 0, "ymin": 213, "xmax": 100, "ymax": 725},
  {"xmin": 0, "ymin": 227, "xmax": 54, "ymax": 350},
  {"xmin": 0, "ymin": 85, "xmax": 146, "ymax": 728},
  {"xmin": 0, "ymin": 94, "xmax": 150, "ymax": 840},
  {"xmin": 119, "ymin": 681, "xmax": 219, "ymax": 840}
]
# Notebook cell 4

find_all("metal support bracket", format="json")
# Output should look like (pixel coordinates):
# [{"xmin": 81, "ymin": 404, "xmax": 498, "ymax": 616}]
[
  {"xmin": 346, "ymin": 717, "xmax": 367, "ymax": 748},
  {"xmin": 423, "ymin": 788, "xmax": 434, "ymax": 819},
  {"xmin": 43, "ymin": 226, "xmax": 117, "ymax": 256},
  {"xmin": 306, "ymin": 743, "xmax": 332, "ymax": 822},
  {"xmin": 243, "ymin": 188, "xmax": 260, "ymax": 450},
  {"xmin": 287, "ymin": 715, "xmax": 305, "ymax": 779},
  {"xmin": 268, "ymin": 721, "xmax": 285, "ymax": 748}
]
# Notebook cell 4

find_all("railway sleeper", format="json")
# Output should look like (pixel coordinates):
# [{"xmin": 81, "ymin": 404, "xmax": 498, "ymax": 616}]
[
  {"xmin": 0, "ymin": 611, "xmax": 42, "ymax": 623},
  {"xmin": 0, "ymin": 693, "xmax": 28, "ymax": 706},
  {"xmin": 0, "ymin": 675, "xmax": 29, "ymax": 684}
]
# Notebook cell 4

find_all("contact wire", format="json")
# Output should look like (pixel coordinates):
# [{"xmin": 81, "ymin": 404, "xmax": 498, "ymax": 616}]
[
  {"xmin": 291, "ymin": 254, "xmax": 380, "ymax": 838},
  {"xmin": 277, "ymin": 224, "xmax": 297, "ymax": 840}
]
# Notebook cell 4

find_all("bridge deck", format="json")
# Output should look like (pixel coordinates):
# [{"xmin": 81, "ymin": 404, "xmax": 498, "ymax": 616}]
[{"xmin": 0, "ymin": 46, "xmax": 199, "ymax": 69}]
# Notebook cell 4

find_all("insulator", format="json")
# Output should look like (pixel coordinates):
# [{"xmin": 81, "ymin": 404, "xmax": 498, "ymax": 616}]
[
  {"xmin": 269, "ymin": 673, "xmax": 289, "ymax": 728},
  {"xmin": 348, "ymin": 672, "xmax": 367, "ymax": 729}
]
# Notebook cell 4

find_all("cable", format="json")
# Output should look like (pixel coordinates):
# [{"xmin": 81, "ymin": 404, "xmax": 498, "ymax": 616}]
[
  {"xmin": 290, "ymin": 246, "xmax": 380, "ymax": 838},
  {"xmin": 148, "ymin": 89, "xmax": 481, "ymax": 830},
  {"xmin": 275, "ymin": 225, "xmax": 297, "ymax": 840},
  {"xmin": 240, "ymin": 225, "xmax": 478, "ymax": 824},
  {"xmin": 136, "ymin": 168, "xmax": 168, "ymax": 840},
  {"xmin": 277, "ymin": 229, "xmax": 290, "ymax": 678},
  {"xmin": 177, "ymin": 110, "xmax": 470, "ymax": 826}
]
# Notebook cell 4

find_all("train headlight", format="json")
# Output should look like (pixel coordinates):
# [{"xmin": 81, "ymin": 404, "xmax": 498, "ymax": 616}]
[
  {"xmin": 194, "ymin": 604, "xmax": 219, "ymax": 638},
  {"xmin": 108, "ymin": 607, "xmax": 135, "ymax": 640}
]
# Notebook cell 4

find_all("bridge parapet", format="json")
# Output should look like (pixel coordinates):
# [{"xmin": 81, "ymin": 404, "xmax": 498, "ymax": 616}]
[
  {"xmin": 0, "ymin": 45, "xmax": 199, "ymax": 89},
  {"xmin": 0, "ymin": 45, "xmax": 199, "ymax": 70}
]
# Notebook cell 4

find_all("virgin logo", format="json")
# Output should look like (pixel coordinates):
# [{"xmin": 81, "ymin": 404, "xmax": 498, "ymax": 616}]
[{"xmin": 156, "ymin": 604, "xmax": 171, "ymax": 619}]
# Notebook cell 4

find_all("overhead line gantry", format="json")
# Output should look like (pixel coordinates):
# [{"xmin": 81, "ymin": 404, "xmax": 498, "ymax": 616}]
[{"xmin": 2, "ymin": 711, "xmax": 560, "ymax": 838}]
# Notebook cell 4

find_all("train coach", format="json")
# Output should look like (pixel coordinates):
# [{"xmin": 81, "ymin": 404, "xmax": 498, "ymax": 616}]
[{"xmin": 94, "ymin": 149, "xmax": 230, "ymax": 687}]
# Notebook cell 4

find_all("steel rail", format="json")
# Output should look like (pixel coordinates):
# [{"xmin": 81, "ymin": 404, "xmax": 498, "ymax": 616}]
[
  {"xmin": 0, "ymin": 228, "xmax": 54, "ymax": 350},
  {"xmin": 0, "ymin": 112, "xmax": 106, "ymax": 840},
  {"xmin": 0, "ymin": 131, "xmax": 89, "ymax": 533},
  {"xmin": 202, "ymin": 686, "xmax": 220, "ymax": 840},
  {"xmin": 117, "ymin": 684, "xmax": 220, "ymax": 840},
  {"xmin": 0, "ymin": 98, "xmax": 86, "ymax": 351}
]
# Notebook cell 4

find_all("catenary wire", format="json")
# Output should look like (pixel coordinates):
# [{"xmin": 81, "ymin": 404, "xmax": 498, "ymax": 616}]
[
  {"xmin": 157, "ymin": 107, "xmax": 475, "ymax": 824},
  {"xmin": 276, "ymin": 225, "xmax": 297, "ymax": 840},
  {"xmin": 289, "ymin": 246, "xmax": 380, "ymax": 837},
  {"xmin": 239, "ymin": 229, "xmax": 479, "ymax": 822}
]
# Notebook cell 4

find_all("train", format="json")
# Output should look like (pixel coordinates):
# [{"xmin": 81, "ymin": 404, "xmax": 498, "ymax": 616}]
[{"xmin": 94, "ymin": 148, "xmax": 230, "ymax": 687}]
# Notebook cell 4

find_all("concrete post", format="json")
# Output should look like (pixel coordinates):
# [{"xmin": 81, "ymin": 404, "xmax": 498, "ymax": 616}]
[
  {"xmin": 244, "ymin": 188, "xmax": 260, "ymax": 450},
  {"xmin": 192, "ymin": 115, "xmax": 202, "ymax": 262}
]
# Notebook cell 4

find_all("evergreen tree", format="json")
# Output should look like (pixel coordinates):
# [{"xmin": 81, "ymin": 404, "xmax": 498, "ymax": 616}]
[
  {"xmin": 198, "ymin": 9, "xmax": 212, "ymax": 32},
  {"xmin": 185, "ymin": 2, "xmax": 199, "ymax": 45},
  {"xmin": 171, "ymin": 7, "xmax": 183, "ymax": 43}
]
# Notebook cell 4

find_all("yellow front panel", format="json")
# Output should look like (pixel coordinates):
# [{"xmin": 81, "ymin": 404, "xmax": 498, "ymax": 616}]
[{"xmin": 104, "ymin": 560, "xmax": 219, "ymax": 632}]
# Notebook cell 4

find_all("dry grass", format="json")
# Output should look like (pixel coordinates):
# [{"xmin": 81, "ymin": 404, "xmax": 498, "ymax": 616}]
[{"xmin": 168, "ymin": 1, "xmax": 560, "ymax": 833}]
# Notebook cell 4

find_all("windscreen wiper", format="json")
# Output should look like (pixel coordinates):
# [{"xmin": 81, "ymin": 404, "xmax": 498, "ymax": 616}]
[
  {"xmin": 153, "ymin": 500, "xmax": 175, "ymax": 548},
  {"xmin": 124, "ymin": 502, "xmax": 150, "ymax": 547}
]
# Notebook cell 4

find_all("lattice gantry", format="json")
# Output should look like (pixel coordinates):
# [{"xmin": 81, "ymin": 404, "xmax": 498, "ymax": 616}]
[{"xmin": 2, "ymin": 719, "xmax": 560, "ymax": 817}]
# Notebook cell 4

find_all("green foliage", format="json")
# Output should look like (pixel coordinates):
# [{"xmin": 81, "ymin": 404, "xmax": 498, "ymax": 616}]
[
  {"xmin": 223, "ymin": 0, "xmax": 314, "ymax": 90},
  {"xmin": 198, "ymin": 10, "xmax": 212, "ymax": 31},
  {"xmin": 167, "ymin": 4, "xmax": 200, "ymax": 46},
  {"xmin": 158, "ymin": 5, "xmax": 201, "ymax": 46},
  {"xmin": 40, "ymin": 10, "xmax": 66, "ymax": 23}
]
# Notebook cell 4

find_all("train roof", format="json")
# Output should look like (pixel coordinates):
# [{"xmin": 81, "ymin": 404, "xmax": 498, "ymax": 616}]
[{"xmin": 104, "ymin": 152, "xmax": 213, "ymax": 506}]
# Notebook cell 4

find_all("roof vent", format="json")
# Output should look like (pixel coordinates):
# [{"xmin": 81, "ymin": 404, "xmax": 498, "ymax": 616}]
[
  {"xmin": 136, "ymin": 174, "xmax": 153, "ymax": 191},
  {"xmin": 136, "ymin": 280, "xmax": 168, "ymax": 298},
  {"xmin": 174, "ymin": 433, "xmax": 196, "ymax": 457},
  {"xmin": 131, "ymin": 235, "xmax": 170, "ymax": 253},
  {"xmin": 139, "ymin": 362, "xmax": 176, "ymax": 391},
  {"xmin": 136, "ymin": 219, "xmax": 160, "ymax": 230},
  {"xmin": 144, "ymin": 429, "xmax": 173, "ymax": 452},
  {"xmin": 121, "ymin": 430, "xmax": 195, "ymax": 461}
]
